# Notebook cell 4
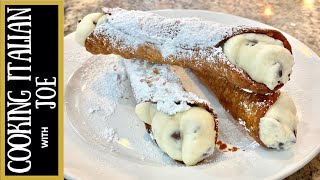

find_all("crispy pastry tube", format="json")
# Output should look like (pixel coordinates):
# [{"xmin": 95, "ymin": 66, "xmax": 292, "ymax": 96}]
[
  {"xmin": 194, "ymin": 70, "xmax": 298, "ymax": 150},
  {"xmin": 76, "ymin": 8, "xmax": 294, "ymax": 94},
  {"xmin": 123, "ymin": 59, "xmax": 218, "ymax": 165}
]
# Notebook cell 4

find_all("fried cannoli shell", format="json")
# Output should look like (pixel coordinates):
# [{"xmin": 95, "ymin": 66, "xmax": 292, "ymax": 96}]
[
  {"xmin": 123, "ymin": 60, "xmax": 214, "ymax": 113},
  {"xmin": 123, "ymin": 60, "xmax": 219, "ymax": 165},
  {"xmin": 123, "ymin": 59, "xmax": 218, "ymax": 134},
  {"xmin": 84, "ymin": 8, "xmax": 292, "ymax": 94},
  {"xmin": 193, "ymin": 70, "xmax": 280, "ymax": 147}
]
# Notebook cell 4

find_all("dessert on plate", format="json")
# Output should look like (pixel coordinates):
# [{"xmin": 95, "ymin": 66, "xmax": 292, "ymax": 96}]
[
  {"xmin": 76, "ymin": 7, "xmax": 294, "ymax": 94},
  {"xmin": 123, "ymin": 59, "xmax": 218, "ymax": 166},
  {"xmin": 74, "ymin": 7, "xmax": 299, "ymax": 164},
  {"xmin": 194, "ymin": 70, "xmax": 298, "ymax": 150}
]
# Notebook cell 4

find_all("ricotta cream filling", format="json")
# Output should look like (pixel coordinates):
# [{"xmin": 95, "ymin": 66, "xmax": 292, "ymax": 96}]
[
  {"xmin": 136, "ymin": 102, "xmax": 216, "ymax": 166},
  {"xmin": 259, "ymin": 93, "xmax": 298, "ymax": 150},
  {"xmin": 75, "ymin": 13, "xmax": 105, "ymax": 46},
  {"xmin": 223, "ymin": 33, "xmax": 294, "ymax": 90}
]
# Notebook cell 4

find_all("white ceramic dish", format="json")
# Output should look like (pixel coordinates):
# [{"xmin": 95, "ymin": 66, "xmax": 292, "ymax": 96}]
[{"xmin": 64, "ymin": 10, "xmax": 320, "ymax": 180}]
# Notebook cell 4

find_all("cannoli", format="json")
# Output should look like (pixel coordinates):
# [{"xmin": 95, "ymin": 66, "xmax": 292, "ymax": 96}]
[
  {"xmin": 194, "ymin": 70, "xmax": 298, "ymax": 150},
  {"xmin": 76, "ymin": 8, "xmax": 294, "ymax": 94},
  {"xmin": 123, "ymin": 59, "xmax": 218, "ymax": 165}
]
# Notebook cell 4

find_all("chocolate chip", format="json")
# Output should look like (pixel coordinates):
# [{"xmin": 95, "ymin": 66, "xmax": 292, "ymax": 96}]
[
  {"xmin": 93, "ymin": 21, "xmax": 97, "ymax": 25},
  {"xmin": 174, "ymin": 101, "xmax": 181, "ymax": 105},
  {"xmin": 78, "ymin": 19, "xmax": 81, "ymax": 23},
  {"xmin": 202, "ymin": 147, "xmax": 212, "ymax": 157},
  {"xmin": 293, "ymin": 129, "xmax": 297, "ymax": 137},
  {"xmin": 171, "ymin": 131, "xmax": 181, "ymax": 140},
  {"xmin": 273, "ymin": 63, "xmax": 283, "ymax": 77},
  {"xmin": 245, "ymin": 40, "xmax": 258, "ymax": 46},
  {"xmin": 278, "ymin": 69, "xmax": 283, "ymax": 77},
  {"xmin": 107, "ymin": 13, "xmax": 112, "ymax": 15},
  {"xmin": 193, "ymin": 126, "xmax": 200, "ymax": 133},
  {"xmin": 279, "ymin": 142, "xmax": 284, "ymax": 148}
]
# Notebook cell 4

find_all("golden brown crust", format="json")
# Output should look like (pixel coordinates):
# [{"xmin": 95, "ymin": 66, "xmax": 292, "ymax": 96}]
[
  {"xmin": 193, "ymin": 70, "xmax": 281, "ymax": 147},
  {"xmin": 85, "ymin": 26, "xmax": 291, "ymax": 94}
]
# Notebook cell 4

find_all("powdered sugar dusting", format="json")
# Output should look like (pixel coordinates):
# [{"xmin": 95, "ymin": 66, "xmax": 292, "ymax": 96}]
[
  {"xmin": 102, "ymin": 128, "xmax": 119, "ymax": 143},
  {"xmin": 78, "ymin": 55, "xmax": 128, "ymax": 120},
  {"xmin": 65, "ymin": 53, "xmax": 175, "ymax": 165},
  {"xmin": 237, "ymin": 96, "xmax": 273, "ymax": 121},
  {"xmin": 65, "ymin": 49, "xmax": 263, "ymax": 167},
  {"xmin": 93, "ymin": 8, "xmax": 249, "ymax": 69},
  {"xmin": 65, "ymin": 54, "xmax": 135, "ymax": 153},
  {"xmin": 123, "ymin": 59, "xmax": 211, "ymax": 115}
]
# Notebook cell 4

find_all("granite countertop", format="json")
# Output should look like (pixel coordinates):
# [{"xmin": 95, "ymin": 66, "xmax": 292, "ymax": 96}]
[{"xmin": 64, "ymin": 0, "xmax": 320, "ymax": 179}]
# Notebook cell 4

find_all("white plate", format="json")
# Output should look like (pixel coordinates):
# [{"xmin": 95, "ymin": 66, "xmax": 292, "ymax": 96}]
[{"xmin": 64, "ymin": 10, "xmax": 320, "ymax": 180}]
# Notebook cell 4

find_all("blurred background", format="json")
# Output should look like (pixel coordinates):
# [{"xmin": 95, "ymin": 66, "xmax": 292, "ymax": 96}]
[{"xmin": 64, "ymin": 0, "xmax": 320, "ymax": 179}]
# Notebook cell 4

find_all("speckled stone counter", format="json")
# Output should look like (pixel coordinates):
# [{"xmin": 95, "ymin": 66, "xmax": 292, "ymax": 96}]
[{"xmin": 64, "ymin": 0, "xmax": 320, "ymax": 179}]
